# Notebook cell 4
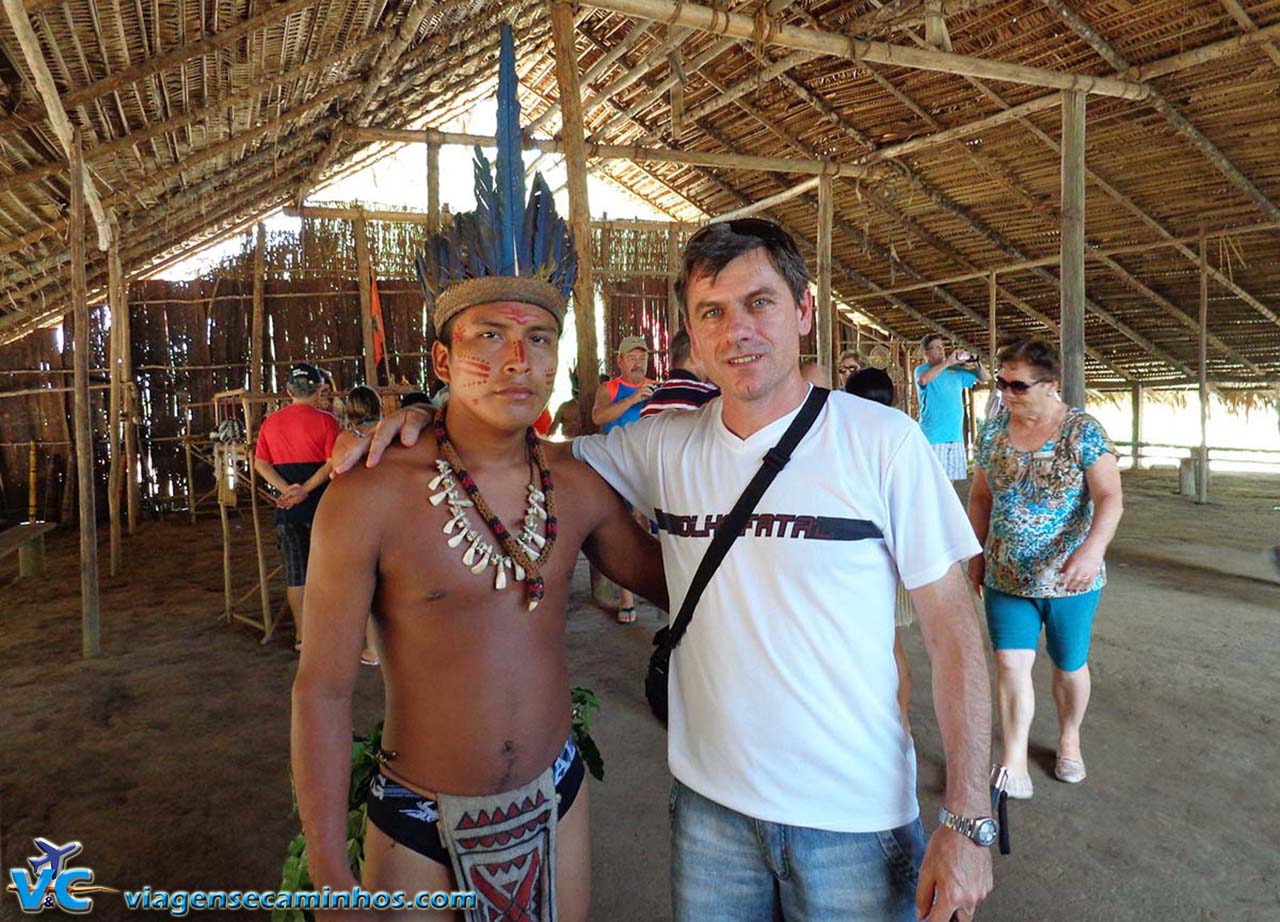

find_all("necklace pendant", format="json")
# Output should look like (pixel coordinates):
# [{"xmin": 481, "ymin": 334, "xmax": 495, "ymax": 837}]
[
  {"xmin": 448, "ymin": 529, "xmax": 469, "ymax": 549},
  {"xmin": 527, "ymin": 597, "xmax": 540, "ymax": 612},
  {"xmin": 462, "ymin": 535, "xmax": 482, "ymax": 566},
  {"xmin": 495, "ymin": 560, "xmax": 508, "ymax": 590},
  {"xmin": 429, "ymin": 489, "xmax": 449, "ymax": 506},
  {"xmin": 523, "ymin": 528, "xmax": 547, "ymax": 549},
  {"xmin": 470, "ymin": 547, "xmax": 491, "ymax": 574},
  {"xmin": 429, "ymin": 469, "xmax": 449, "ymax": 490},
  {"xmin": 528, "ymin": 486, "xmax": 546, "ymax": 502},
  {"xmin": 513, "ymin": 561, "xmax": 526, "ymax": 581}
]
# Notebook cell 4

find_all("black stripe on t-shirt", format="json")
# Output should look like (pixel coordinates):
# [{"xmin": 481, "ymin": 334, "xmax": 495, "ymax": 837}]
[{"xmin": 652, "ymin": 508, "xmax": 883, "ymax": 541}]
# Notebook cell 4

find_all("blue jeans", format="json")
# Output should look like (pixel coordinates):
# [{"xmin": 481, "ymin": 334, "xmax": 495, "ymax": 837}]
[{"xmin": 670, "ymin": 780, "xmax": 925, "ymax": 922}]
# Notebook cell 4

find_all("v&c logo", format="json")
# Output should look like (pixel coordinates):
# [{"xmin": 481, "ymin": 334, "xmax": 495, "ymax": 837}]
[{"xmin": 5, "ymin": 838, "xmax": 118, "ymax": 914}]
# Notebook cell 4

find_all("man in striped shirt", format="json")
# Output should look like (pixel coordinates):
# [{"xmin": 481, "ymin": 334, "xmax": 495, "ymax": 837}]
[{"xmin": 641, "ymin": 329, "xmax": 720, "ymax": 419}]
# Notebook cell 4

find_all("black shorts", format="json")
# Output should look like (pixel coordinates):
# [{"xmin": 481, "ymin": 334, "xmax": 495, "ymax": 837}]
[
  {"xmin": 275, "ymin": 523, "xmax": 312, "ymax": 587},
  {"xmin": 366, "ymin": 735, "xmax": 586, "ymax": 865}
]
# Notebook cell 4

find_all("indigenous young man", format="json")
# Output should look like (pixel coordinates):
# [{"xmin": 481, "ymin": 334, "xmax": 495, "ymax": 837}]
[
  {"xmin": 915, "ymin": 333, "xmax": 990, "ymax": 481},
  {"xmin": 293, "ymin": 291, "xmax": 666, "ymax": 919},
  {"xmin": 254, "ymin": 362, "xmax": 340, "ymax": 649},
  {"xmin": 366, "ymin": 221, "xmax": 996, "ymax": 921}
]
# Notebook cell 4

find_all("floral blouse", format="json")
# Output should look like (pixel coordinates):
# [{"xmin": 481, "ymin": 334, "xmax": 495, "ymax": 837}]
[{"xmin": 975, "ymin": 407, "xmax": 1117, "ymax": 598}]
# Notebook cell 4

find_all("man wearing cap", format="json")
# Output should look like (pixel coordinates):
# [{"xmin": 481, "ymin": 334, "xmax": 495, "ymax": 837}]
[
  {"xmin": 593, "ymin": 335, "xmax": 657, "ymax": 434},
  {"xmin": 292, "ymin": 54, "xmax": 667, "ymax": 917},
  {"xmin": 254, "ymin": 362, "xmax": 341, "ymax": 649}
]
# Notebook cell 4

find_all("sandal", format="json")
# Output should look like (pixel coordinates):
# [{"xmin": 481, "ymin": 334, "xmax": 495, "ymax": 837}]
[
  {"xmin": 360, "ymin": 651, "xmax": 380, "ymax": 667},
  {"xmin": 1054, "ymin": 756, "xmax": 1087, "ymax": 784},
  {"xmin": 616, "ymin": 606, "xmax": 637, "ymax": 624}
]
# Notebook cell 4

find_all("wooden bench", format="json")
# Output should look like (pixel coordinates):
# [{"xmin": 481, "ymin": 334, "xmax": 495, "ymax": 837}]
[{"xmin": 0, "ymin": 521, "xmax": 57, "ymax": 578}]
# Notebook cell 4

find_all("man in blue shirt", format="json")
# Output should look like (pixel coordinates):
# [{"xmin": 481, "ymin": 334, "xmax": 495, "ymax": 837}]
[{"xmin": 914, "ymin": 334, "xmax": 989, "ymax": 480}]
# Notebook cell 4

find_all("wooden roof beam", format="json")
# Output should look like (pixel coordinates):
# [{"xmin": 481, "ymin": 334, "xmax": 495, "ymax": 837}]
[
  {"xmin": 0, "ymin": 35, "xmax": 387, "ymax": 202},
  {"xmin": 1045, "ymin": 0, "xmax": 1280, "ymax": 224},
  {"xmin": 295, "ymin": 0, "xmax": 441, "ymax": 205},
  {"xmin": 2, "ymin": 0, "xmax": 112, "ymax": 250},
  {"xmin": 349, "ymin": 126, "xmax": 878, "ymax": 178},
  {"xmin": 0, "ymin": 0, "xmax": 317, "ymax": 144},
  {"xmin": 566, "ymin": 18, "xmax": 979, "ymax": 351},
  {"xmin": 580, "ymin": 0, "xmax": 1148, "ymax": 98}
]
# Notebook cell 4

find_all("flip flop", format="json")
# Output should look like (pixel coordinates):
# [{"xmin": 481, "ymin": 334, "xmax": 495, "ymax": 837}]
[
  {"xmin": 616, "ymin": 606, "xmax": 637, "ymax": 624},
  {"xmin": 1055, "ymin": 756, "xmax": 1087, "ymax": 784},
  {"xmin": 1005, "ymin": 771, "xmax": 1034, "ymax": 800},
  {"xmin": 360, "ymin": 651, "xmax": 380, "ymax": 667}
]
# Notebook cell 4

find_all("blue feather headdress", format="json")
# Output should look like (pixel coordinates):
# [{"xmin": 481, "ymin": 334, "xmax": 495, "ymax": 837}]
[{"xmin": 417, "ymin": 23, "xmax": 577, "ymax": 334}]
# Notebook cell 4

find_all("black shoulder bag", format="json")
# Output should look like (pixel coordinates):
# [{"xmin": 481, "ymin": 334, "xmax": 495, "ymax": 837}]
[{"xmin": 645, "ymin": 386, "xmax": 830, "ymax": 723}]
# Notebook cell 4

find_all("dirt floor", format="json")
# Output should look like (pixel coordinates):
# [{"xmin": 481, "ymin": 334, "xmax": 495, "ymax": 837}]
[{"xmin": 1, "ymin": 468, "xmax": 1278, "ymax": 921}]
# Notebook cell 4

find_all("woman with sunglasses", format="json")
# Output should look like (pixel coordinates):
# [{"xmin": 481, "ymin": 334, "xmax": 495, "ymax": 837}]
[{"xmin": 967, "ymin": 338, "xmax": 1124, "ymax": 799}]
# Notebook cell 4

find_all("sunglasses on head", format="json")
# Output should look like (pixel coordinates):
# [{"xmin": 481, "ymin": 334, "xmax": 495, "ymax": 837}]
[
  {"xmin": 691, "ymin": 217, "xmax": 796, "ymax": 249},
  {"xmin": 995, "ymin": 376, "xmax": 1047, "ymax": 394}
]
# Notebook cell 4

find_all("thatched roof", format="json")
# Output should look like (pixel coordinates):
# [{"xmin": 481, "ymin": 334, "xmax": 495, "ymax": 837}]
[{"xmin": 1, "ymin": 0, "xmax": 1278, "ymax": 389}]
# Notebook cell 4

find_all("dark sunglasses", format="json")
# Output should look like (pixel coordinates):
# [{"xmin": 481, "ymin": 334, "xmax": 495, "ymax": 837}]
[{"xmin": 995, "ymin": 376, "xmax": 1047, "ymax": 394}]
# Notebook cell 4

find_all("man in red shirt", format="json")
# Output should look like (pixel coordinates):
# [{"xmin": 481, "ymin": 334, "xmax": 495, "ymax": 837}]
[{"xmin": 254, "ymin": 363, "xmax": 340, "ymax": 649}]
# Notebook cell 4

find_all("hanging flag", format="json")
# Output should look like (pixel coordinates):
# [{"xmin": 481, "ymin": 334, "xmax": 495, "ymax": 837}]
[{"xmin": 370, "ymin": 276, "xmax": 387, "ymax": 378}]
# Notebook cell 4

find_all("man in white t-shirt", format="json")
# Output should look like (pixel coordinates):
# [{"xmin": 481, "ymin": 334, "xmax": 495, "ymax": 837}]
[
  {"xmin": 353, "ymin": 220, "xmax": 995, "ymax": 922},
  {"xmin": 577, "ymin": 219, "xmax": 993, "ymax": 922}
]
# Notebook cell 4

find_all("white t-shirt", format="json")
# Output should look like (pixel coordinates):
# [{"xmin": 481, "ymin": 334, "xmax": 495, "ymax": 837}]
[{"xmin": 574, "ymin": 388, "xmax": 980, "ymax": 832}]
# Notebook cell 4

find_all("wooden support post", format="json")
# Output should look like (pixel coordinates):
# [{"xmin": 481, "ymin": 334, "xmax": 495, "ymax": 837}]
[
  {"xmin": 26, "ymin": 440, "xmax": 36, "ymax": 521},
  {"xmin": 219, "ymin": 500, "xmax": 233, "ymax": 621},
  {"xmin": 249, "ymin": 223, "xmax": 266, "ymax": 428},
  {"xmin": 1198, "ymin": 226, "xmax": 1209, "ymax": 504},
  {"xmin": 107, "ymin": 239, "xmax": 123, "ymax": 576},
  {"xmin": 551, "ymin": 1, "xmax": 602, "ymax": 421},
  {"xmin": 245, "ymin": 393, "xmax": 273, "ymax": 637},
  {"xmin": 427, "ymin": 143, "xmax": 440, "ymax": 235},
  {"xmin": 667, "ymin": 226, "xmax": 681, "ymax": 333},
  {"xmin": 184, "ymin": 399, "xmax": 197, "ymax": 524},
  {"xmin": 353, "ymin": 216, "xmax": 378, "ymax": 386},
  {"xmin": 70, "ymin": 131, "xmax": 100, "ymax": 658},
  {"xmin": 1060, "ymin": 90, "xmax": 1086, "ymax": 408},
  {"xmin": 816, "ymin": 175, "xmax": 834, "ymax": 384},
  {"xmin": 119, "ymin": 266, "xmax": 138, "ymax": 533},
  {"xmin": 1130, "ymin": 384, "xmax": 1144, "ymax": 470},
  {"xmin": 988, "ymin": 270, "xmax": 998, "ymax": 404}
]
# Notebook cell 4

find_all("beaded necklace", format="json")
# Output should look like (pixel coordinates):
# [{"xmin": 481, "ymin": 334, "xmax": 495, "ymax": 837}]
[{"xmin": 429, "ymin": 410, "xmax": 558, "ymax": 610}]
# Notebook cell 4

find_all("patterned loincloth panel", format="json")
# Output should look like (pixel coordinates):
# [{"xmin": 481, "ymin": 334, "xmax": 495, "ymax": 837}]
[{"xmin": 435, "ymin": 767, "xmax": 558, "ymax": 922}]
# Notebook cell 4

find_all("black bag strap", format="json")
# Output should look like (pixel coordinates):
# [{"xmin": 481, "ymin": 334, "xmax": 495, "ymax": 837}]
[{"xmin": 664, "ymin": 386, "xmax": 830, "ymax": 652}]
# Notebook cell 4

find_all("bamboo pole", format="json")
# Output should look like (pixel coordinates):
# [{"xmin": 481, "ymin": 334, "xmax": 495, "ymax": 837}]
[
  {"xmin": 348, "ymin": 126, "xmax": 875, "ymax": 177},
  {"xmin": 667, "ymin": 226, "xmax": 680, "ymax": 333},
  {"xmin": 354, "ymin": 217, "xmax": 378, "ymax": 386},
  {"xmin": 1130, "ymin": 385, "xmax": 1143, "ymax": 471},
  {"xmin": 295, "ymin": 0, "xmax": 440, "ymax": 203},
  {"xmin": 220, "ymin": 500, "xmax": 233, "ymax": 621},
  {"xmin": 712, "ymin": 177, "xmax": 821, "ymax": 223},
  {"xmin": 551, "ymin": 0, "xmax": 602, "ymax": 421},
  {"xmin": 107, "ymin": 240, "xmax": 123, "ymax": 576},
  {"xmin": 27, "ymin": 440, "xmax": 36, "ymax": 521},
  {"xmin": 244, "ymin": 393, "xmax": 273, "ymax": 638},
  {"xmin": 816, "ymin": 176, "xmax": 834, "ymax": 384},
  {"xmin": 580, "ymin": 0, "xmax": 1148, "ymax": 99},
  {"xmin": 427, "ymin": 143, "xmax": 441, "ymax": 235},
  {"xmin": 69, "ymin": 131, "xmax": 100, "ymax": 658},
  {"xmin": 1198, "ymin": 226, "xmax": 1209, "ymax": 504},
  {"xmin": 2, "ymin": 0, "xmax": 113, "ymax": 250},
  {"xmin": 184, "ymin": 400, "xmax": 198, "ymax": 525},
  {"xmin": 1060, "ymin": 90, "xmax": 1086, "ymax": 409},
  {"xmin": 250, "ymin": 223, "xmax": 266, "ymax": 428}
]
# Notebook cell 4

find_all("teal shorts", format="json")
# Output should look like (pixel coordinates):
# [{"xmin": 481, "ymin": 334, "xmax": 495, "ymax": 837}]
[{"xmin": 983, "ymin": 586, "xmax": 1100, "ymax": 672}]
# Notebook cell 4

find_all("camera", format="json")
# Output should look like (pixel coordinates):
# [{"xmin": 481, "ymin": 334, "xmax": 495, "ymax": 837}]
[{"xmin": 956, "ymin": 350, "xmax": 977, "ymax": 364}]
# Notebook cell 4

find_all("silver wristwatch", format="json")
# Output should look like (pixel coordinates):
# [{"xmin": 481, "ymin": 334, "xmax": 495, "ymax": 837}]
[{"xmin": 938, "ymin": 806, "xmax": 999, "ymax": 847}]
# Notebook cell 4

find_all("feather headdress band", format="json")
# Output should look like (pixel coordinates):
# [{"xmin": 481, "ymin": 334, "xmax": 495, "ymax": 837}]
[{"xmin": 416, "ymin": 24, "xmax": 577, "ymax": 334}]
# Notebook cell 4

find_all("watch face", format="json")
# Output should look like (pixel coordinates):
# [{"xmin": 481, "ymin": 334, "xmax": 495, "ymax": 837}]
[{"xmin": 974, "ymin": 820, "xmax": 998, "ymax": 847}]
